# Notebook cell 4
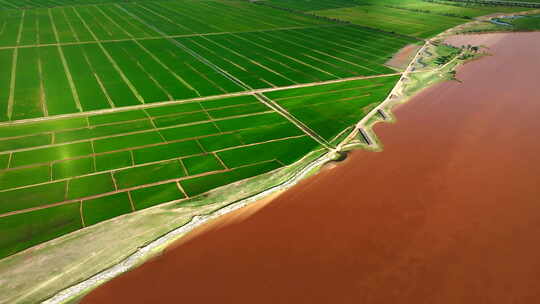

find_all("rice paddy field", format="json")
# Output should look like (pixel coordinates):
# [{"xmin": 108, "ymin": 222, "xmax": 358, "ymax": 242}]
[
  {"xmin": 0, "ymin": 72, "xmax": 402, "ymax": 258},
  {"xmin": 0, "ymin": 1, "xmax": 415, "ymax": 122},
  {"xmin": 263, "ymin": 0, "xmax": 531, "ymax": 38}
]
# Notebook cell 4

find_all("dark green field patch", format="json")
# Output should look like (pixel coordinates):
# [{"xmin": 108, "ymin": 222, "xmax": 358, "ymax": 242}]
[
  {"xmin": 153, "ymin": 111, "xmax": 209, "ymax": 128},
  {"xmin": 180, "ymin": 160, "xmax": 282, "ymax": 197},
  {"xmin": 0, "ymin": 165, "xmax": 50, "ymax": 190},
  {"xmin": 217, "ymin": 136, "xmax": 319, "ymax": 168},
  {"xmin": 66, "ymin": 173, "xmax": 116, "ymax": 200},
  {"xmin": 0, "ymin": 202, "xmax": 82, "ymax": 259},
  {"xmin": 197, "ymin": 133, "xmax": 243, "ymax": 152},
  {"xmin": 130, "ymin": 182, "xmax": 184, "ymax": 210},
  {"xmin": 237, "ymin": 122, "xmax": 304, "ymax": 144},
  {"xmin": 207, "ymin": 103, "xmax": 269, "ymax": 119},
  {"xmin": 95, "ymin": 151, "xmax": 132, "ymax": 172},
  {"xmin": 200, "ymin": 95, "xmax": 258, "ymax": 109},
  {"xmin": 114, "ymin": 160, "xmax": 185, "ymax": 189},
  {"xmin": 132, "ymin": 140, "xmax": 202, "ymax": 165},
  {"xmin": 88, "ymin": 109, "xmax": 148, "ymax": 126},
  {"xmin": 215, "ymin": 112, "xmax": 285, "ymax": 132},
  {"xmin": 55, "ymin": 120, "xmax": 154, "ymax": 144},
  {"xmin": 160, "ymin": 122, "xmax": 220, "ymax": 141},
  {"xmin": 182, "ymin": 154, "xmax": 225, "ymax": 176},
  {"xmin": 93, "ymin": 131, "xmax": 164, "ymax": 153},
  {"xmin": 0, "ymin": 181, "xmax": 66, "ymax": 214},
  {"xmin": 52, "ymin": 157, "xmax": 95, "ymax": 180},
  {"xmin": 82, "ymin": 192, "xmax": 132, "ymax": 226},
  {"xmin": 0, "ymin": 154, "xmax": 8, "ymax": 169},
  {"xmin": 144, "ymin": 102, "xmax": 202, "ymax": 117}
]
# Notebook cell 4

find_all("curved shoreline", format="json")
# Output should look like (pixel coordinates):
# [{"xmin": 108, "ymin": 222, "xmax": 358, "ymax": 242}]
[
  {"xmin": 43, "ymin": 16, "xmax": 484, "ymax": 304},
  {"xmin": 43, "ymin": 150, "xmax": 333, "ymax": 304}
]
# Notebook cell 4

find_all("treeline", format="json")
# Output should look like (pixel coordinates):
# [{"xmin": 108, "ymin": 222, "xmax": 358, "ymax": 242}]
[
  {"xmin": 435, "ymin": 0, "xmax": 540, "ymax": 8},
  {"xmin": 383, "ymin": 4, "xmax": 474, "ymax": 19}
]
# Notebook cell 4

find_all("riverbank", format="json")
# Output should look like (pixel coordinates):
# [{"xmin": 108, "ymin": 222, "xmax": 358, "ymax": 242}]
[
  {"xmin": 83, "ymin": 31, "xmax": 540, "ymax": 304},
  {"xmin": 38, "ymin": 23, "xmax": 478, "ymax": 304}
]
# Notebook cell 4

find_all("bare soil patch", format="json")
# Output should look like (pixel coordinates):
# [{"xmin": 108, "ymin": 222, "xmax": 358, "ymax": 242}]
[{"xmin": 386, "ymin": 44, "xmax": 422, "ymax": 70}]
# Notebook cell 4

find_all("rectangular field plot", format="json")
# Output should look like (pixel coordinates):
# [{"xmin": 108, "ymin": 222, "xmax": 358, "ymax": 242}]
[
  {"xmin": 0, "ymin": 91, "xmax": 327, "ymax": 257},
  {"xmin": 262, "ymin": 0, "xmax": 359, "ymax": 11},
  {"xmin": 0, "ymin": 202, "xmax": 82, "ymax": 259},
  {"xmin": 177, "ymin": 25, "xmax": 415, "ymax": 89},
  {"xmin": 264, "ymin": 75, "xmax": 400, "ymax": 141},
  {"xmin": 312, "ymin": 5, "xmax": 465, "ymax": 39}
]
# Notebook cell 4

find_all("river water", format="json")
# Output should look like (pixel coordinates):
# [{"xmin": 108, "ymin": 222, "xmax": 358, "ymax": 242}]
[{"xmin": 82, "ymin": 32, "xmax": 540, "ymax": 304}]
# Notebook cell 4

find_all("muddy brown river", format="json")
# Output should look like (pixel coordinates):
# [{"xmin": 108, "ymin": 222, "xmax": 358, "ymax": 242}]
[{"xmin": 82, "ymin": 32, "xmax": 540, "ymax": 304}]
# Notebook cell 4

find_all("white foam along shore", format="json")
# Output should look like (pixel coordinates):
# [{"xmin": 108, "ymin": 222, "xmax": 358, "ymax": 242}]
[{"xmin": 42, "ymin": 150, "xmax": 333, "ymax": 304}]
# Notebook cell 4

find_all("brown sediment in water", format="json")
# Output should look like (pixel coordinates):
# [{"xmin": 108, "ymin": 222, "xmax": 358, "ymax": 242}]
[
  {"xmin": 386, "ymin": 44, "xmax": 422, "ymax": 70},
  {"xmin": 83, "ymin": 32, "xmax": 540, "ymax": 304}
]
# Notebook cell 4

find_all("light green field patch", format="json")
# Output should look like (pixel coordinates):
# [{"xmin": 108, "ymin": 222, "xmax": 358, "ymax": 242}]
[
  {"xmin": 0, "ymin": 133, "xmax": 52, "ymax": 152},
  {"xmin": 182, "ymin": 154, "xmax": 225, "ymax": 176},
  {"xmin": 52, "ymin": 157, "xmax": 95, "ymax": 180},
  {"xmin": 130, "ymin": 182, "xmax": 185, "ymax": 210},
  {"xmin": 0, "ymin": 117, "xmax": 87, "ymax": 139},
  {"xmin": 10, "ymin": 142, "xmax": 93, "ymax": 167}
]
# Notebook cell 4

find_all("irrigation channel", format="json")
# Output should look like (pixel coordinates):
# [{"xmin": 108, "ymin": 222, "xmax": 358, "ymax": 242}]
[{"xmin": 81, "ymin": 32, "xmax": 540, "ymax": 304}]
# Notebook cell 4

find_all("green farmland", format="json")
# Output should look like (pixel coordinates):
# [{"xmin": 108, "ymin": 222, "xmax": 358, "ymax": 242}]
[
  {"xmin": 0, "ymin": 74, "xmax": 400, "ymax": 258},
  {"xmin": 0, "ymin": 18, "xmax": 414, "ymax": 121},
  {"xmin": 263, "ymin": 0, "xmax": 530, "ymax": 38}
]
